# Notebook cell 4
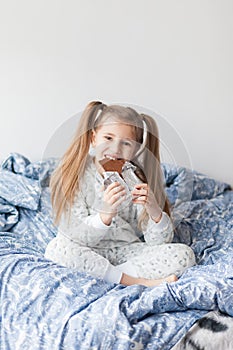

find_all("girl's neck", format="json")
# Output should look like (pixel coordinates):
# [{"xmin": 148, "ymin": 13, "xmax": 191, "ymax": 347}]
[{"xmin": 92, "ymin": 156, "xmax": 105, "ymax": 176}]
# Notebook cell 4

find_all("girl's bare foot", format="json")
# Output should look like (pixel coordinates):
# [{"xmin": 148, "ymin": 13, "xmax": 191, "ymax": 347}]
[
  {"xmin": 139, "ymin": 274, "xmax": 178, "ymax": 287},
  {"xmin": 120, "ymin": 273, "xmax": 178, "ymax": 287}
]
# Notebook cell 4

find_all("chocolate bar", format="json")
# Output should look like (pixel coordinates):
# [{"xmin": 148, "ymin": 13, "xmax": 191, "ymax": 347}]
[{"xmin": 99, "ymin": 158, "xmax": 125, "ymax": 175}]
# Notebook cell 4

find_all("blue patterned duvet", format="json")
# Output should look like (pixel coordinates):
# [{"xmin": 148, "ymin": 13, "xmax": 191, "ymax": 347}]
[{"xmin": 0, "ymin": 153, "xmax": 233, "ymax": 350}]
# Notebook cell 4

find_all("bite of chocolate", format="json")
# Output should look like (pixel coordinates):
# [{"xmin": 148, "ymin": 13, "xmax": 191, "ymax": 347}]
[{"xmin": 100, "ymin": 158, "xmax": 126, "ymax": 175}]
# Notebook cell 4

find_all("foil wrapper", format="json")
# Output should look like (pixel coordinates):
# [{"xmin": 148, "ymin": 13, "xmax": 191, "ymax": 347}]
[
  {"xmin": 122, "ymin": 162, "xmax": 142, "ymax": 191},
  {"xmin": 103, "ymin": 162, "xmax": 142, "ymax": 209}
]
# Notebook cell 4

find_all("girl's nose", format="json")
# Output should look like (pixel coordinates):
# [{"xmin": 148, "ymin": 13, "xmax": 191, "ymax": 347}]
[{"xmin": 111, "ymin": 140, "xmax": 121, "ymax": 156}]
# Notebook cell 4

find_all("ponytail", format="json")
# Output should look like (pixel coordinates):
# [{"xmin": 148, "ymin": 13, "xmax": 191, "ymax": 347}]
[
  {"xmin": 136, "ymin": 113, "xmax": 171, "ymax": 229},
  {"xmin": 50, "ymin": 101, "xmax": 105, "ymax": 224}
]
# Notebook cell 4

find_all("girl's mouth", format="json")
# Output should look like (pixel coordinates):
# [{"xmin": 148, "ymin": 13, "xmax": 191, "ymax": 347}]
[{"xmin": 104, "ymin": 155, "xmax": 122, "ymax": 160}]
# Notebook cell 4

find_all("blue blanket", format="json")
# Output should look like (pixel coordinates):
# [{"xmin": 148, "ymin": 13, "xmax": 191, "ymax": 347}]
[{"xmin": 0, "ymin": 153, "xmax": 233, "ymax": 349}]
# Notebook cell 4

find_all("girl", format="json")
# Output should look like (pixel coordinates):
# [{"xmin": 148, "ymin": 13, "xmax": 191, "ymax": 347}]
[{"xmin": 45, "ymin": 101, "xmax": 196, "ymax": 287}]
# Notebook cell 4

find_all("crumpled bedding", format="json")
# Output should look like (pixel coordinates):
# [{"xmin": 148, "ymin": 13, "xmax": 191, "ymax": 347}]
[{"xmin": 0, "ymin": 153, "xmax": 233, "ymax": 350}]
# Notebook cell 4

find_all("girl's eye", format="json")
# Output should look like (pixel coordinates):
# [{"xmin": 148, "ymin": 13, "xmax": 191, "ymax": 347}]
[
  {"xmin": 104, "ymin": 136, "xmax": 112, "ymax": 141},
  {"xmin": 123, "ymin": 141, "xmax": 132, "ymax": 147}
]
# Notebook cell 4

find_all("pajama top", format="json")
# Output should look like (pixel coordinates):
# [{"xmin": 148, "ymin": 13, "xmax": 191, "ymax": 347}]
[{"xmin": 57, "ymin": 155, "xmax": 174, "ymax": 249}]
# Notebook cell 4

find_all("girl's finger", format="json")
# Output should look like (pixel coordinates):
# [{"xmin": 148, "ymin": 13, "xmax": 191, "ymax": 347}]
[
  {"xmin": 132, "ymin": 189, "xmax": 148, "ymax": 201},
  {"xmin": 108, "ymin": 188, "xmax": 126, "ymax": 205},
  {"xmin": 105, "ymin": 188, "xmax": 125, "ymax": 203},
  {"xmin": 111, "ymin": 194, "xmax": 127, "ymax": 209},
  {"xmin": 134, "ymin": 183, "xmax": 148, "ymax": 190},
  {"xmin": 132, "ymin": 188, "xmax": 147, "ymax": 196},
  {"xmin": 132, "ymin": 196, "xmax": 147, "ymax": 203},
  {"xmin": 105, "ymin": 181, "xmax": 121, "ymax": 192},
  {"xmin": 105, "ymin": 185, "xmax": 123, "ymax": 198},
  {"xmin": 109, "ymin": 185, "xmax": 125, "ymax": 195}
]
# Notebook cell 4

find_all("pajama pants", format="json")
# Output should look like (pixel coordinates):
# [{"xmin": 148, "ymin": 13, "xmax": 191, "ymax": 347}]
[{"xmin": 45, "ymin": 234, "xmax": 196, "ymax": 283}]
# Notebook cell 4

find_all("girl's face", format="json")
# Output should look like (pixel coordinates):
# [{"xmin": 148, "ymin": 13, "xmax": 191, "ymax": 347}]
[{"xmin": 91, "ymin": 122, "xmax": 138, "ymax": 164}]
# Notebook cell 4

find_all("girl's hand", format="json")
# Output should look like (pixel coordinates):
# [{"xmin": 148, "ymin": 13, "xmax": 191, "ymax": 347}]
[
  {"xmin": 131, "ymin": 183, "xmax": 162, "ymax": 223},
  {"xmin": 100, "ymin": 182, "xmax": 126, "ymax": 225}
]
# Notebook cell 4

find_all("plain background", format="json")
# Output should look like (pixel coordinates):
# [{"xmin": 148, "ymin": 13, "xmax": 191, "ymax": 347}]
[{"xmin": 0, "ymin": 0, "xmax": 232, "ymax": 185}]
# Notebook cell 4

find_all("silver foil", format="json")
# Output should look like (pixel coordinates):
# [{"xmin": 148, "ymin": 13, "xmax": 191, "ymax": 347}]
[{"xmin": 103, "ymin": 162, "xmax": 142, "ymax": 209}]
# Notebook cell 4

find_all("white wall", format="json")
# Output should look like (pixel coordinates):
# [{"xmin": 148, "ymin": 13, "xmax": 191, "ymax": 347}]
[{"xmin": 1, "ymin": 0, "xmax": 233, "ymax": 185}]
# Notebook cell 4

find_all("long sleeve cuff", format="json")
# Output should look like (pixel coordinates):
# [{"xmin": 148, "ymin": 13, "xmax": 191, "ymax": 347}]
[
  {"xmin": 104, "ymin": 261, "xmax": 138, "ymax": 284},
  {"xmin": 149, "ymin": 211, "xmax": 171, "ymax": 229},
  {"xmin": 104, "ymin": 264, "xmax": 123, "ymax": 284},
  {"xmin": 145, "ymin": 212, "xmax": 174, "ymax": 245},
  {"xmin": 83, "ymin": 213, "xmax": 111, "ymax": 229}
]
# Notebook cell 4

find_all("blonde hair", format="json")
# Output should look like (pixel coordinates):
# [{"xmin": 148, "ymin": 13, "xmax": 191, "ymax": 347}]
[{"xmin": 50, "ymin": 101, "xmax": 170, "ymax": 228}]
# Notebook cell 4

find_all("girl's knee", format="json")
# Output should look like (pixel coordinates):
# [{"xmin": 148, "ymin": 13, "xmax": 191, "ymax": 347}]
[{"xmin": 177, "ymin": 244, "xmax": 196, "ymax": 267}]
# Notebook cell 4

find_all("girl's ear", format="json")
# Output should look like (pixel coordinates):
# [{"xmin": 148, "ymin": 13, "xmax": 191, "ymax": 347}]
[{"xmin": 91, "ymin": 130, "xmax": 96, "ymax": 147}]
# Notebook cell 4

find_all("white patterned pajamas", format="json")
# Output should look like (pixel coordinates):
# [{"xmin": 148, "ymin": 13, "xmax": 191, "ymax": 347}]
[{"xmin": 45, "ymin": 156, "xmax": 196, "ymax": 283}]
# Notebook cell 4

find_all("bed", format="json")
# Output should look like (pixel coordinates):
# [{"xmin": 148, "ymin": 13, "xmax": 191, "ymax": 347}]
[{"xmin": 0, "ymin": 152, "xmax": 233, "ymax": 349}]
